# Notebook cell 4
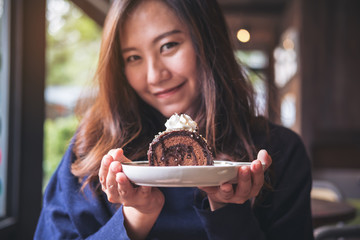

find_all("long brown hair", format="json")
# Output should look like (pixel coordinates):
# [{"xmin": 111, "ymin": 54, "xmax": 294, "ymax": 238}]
[{"xmin": 72, "ymin": 0, "xmax": 262, "ymax": 191}]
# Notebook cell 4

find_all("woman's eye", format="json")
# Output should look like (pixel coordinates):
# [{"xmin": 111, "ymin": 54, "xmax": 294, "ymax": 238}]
[
  {"xmin": 160, "ymin": 42, "xmax": 179, "ymax": 53},
  {"xmin": 126, "ymin": 55, "xmax": 141, "ymax": 63}
]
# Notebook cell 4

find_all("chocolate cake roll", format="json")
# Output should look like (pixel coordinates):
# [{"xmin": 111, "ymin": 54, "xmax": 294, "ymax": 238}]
[{"xmin": 148, "ymin": 113, "xmax": 213, "ymax": 166}]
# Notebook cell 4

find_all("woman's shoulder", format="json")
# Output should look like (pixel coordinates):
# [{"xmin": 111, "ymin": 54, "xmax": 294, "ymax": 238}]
[
  {"xmin": 252, "ymin": 118, "xmax": 312, "ymax": 184},
  {"xmin": 269, "ymin": 122, "xmax": 303, "ymax": 144},
  {"xmin": 252, "ymin": 118, "xmax": 305, "ymax": 150},
  {"xmin": 251, "ymin": 118, "xmax": 310, "ymax": 168}
]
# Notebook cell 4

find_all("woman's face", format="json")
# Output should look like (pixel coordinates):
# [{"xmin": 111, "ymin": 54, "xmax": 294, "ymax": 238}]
[{"xmin": 120, "ymin": 0, "xmax": 200, "ymax": 118}]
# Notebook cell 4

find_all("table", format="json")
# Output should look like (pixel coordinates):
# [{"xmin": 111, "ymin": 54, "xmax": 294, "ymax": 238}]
[{"xmin": 311, "ymin": 198, "xmax": 357, "ymax": 228}]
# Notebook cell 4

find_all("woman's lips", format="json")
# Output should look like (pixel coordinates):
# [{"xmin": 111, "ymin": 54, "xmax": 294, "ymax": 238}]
[{"xmin": 154, "ymin": 81, "xmax": 186, "ymax": 98}]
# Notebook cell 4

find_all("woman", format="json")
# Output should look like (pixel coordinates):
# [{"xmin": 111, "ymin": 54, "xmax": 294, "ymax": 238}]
[{"xmin": 35, "ymin": 0, "xmax": 314, "ymax": 239}]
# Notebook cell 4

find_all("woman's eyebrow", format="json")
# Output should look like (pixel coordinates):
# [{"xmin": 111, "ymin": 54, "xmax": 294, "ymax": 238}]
[
  {"xmin": 153, "ymin": 29, "xmax": 182, "ymax": 44},
  {"xmin": 122, "ymin": 47, "xmax": 136, "ymax": 54}
]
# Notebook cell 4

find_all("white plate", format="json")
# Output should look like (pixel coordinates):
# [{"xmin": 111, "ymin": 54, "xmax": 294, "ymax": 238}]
[{"xmin": 122, "ymin": 160, "xmax": 263, "ymax": 187}]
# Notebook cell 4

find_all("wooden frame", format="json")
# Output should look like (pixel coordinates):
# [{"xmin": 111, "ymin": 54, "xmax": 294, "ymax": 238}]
[
  {"xmin": 0, "ymin": 0, "xmax": 45, "ymax": 239},
  {"xmin": 70, "ymin": 0, "xmax": 110, "ymax": 26}
]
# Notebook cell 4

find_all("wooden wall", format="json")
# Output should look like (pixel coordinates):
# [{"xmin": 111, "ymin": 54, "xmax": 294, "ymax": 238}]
[{"xmin": 300, "ymin": 0, "xmax": 360, "ymax": 169}]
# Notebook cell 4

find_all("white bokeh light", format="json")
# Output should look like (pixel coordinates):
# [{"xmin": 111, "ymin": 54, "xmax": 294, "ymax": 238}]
[{"xmin": 281, "ymin": 93, "xmax": 296, "ymax": 128}]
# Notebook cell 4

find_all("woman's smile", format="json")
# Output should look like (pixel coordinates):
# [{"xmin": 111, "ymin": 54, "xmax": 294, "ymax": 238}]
[{"xmin": 153, "ymin": 81, "xmax": 186, "ymax": 98}]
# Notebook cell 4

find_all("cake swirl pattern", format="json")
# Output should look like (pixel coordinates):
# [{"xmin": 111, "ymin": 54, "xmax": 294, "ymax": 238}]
[{"xmin": 148, "ymin": 114, "xmax": 213, "ymax": 166}]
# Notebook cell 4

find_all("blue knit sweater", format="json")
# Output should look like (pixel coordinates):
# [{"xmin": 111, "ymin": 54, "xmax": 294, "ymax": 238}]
[{"xmin": 34, "ymin": 124, "xmax": 314, "ymax": 239}]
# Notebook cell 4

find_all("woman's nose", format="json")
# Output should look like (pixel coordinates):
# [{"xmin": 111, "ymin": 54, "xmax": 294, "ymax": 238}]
[{"xmin": 147, "ymin": 59, "xmax": 171, "ymax": 85}]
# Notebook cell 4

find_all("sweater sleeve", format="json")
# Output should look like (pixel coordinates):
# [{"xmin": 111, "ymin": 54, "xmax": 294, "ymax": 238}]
[
  {"xmin": 34, "ymin": 143, "xmax": 131, "ymax": 240},
  {"xmin": 194, "ymin": 200, "xmax": 266, "ymax": 240}
]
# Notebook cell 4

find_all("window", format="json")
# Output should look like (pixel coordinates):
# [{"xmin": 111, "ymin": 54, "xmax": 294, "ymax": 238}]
[
  {"xmin": 43, "ymin": 0, "xmax": 101, "ymax": 189},
  {"xmin": 0, "ymin": 0, "xmax": 46, "ymax": 238},
  {"xmin": 235, "ymin": 50, "xmax": 269, "ymax": 116},
  {"xmin": 274, "ymin": 28, "xmax": 301, "ymax": 133},
  {"xmin": 0, "ymin": 0, "xmax": 9, "ymax": 219}
]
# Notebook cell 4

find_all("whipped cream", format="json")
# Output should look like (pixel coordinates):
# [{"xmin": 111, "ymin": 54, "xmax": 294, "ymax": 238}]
[{"xmin": 165, "ymin": 113, "xmax": 197, "ymax": 132}]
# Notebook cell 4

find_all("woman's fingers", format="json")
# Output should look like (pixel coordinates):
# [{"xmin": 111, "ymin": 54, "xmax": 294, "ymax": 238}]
[
  {"xmin": 105, "ymin": 161, "xmax": 121, "ymax": 202},
  {"xmin": 257, "ymin": 149, "xmax": 272, "ymax": 170},
  {"xmin": 218, "ymin": 183, "xmax": 234, "ymax": 200},
  {"xmin": 99, "ymin": 154, "xmax": 113, "ymax": 190},
  {"xmin": 249, "ymin": 160, "xmax": 264, "ymax": 197},
  {"xmin": 99, "ymin": 148, "xmax": 131, "ymax": 188},
  {"xmin": 236, "ymin": 166, "xmax": 252, "ymax": 201},
  {"xmin": 115, "ymin": 172, "xmax": 155, "ymax": 208},
  {"xmin": 117, "ymin": 171, "xmax": 133, "ymax": 194},
  {"xmin": 108, "ymin": 148, "xmax": 131, "ymax": 163},
  {"xmin": 98, "ymin": 148, "xmax": 139, "ymax": 204},
  {"xmin": 201, "ymin": 150, "xmax": 272, "ymax": 210}
]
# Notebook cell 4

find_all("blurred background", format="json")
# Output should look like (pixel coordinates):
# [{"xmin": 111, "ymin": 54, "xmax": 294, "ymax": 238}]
[{"xmin": 0, "ymin": 0, "xmax": 359, "ymax": 239}]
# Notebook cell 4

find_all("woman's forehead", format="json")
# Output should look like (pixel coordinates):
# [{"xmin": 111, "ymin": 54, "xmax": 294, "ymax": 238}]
[
  {"xmin": 120, "ymin": 0, "xmax": 188, "ymax": 44},
  {"xmin": 124, "ymin": 0, "xmax": 173, "ymax": 21}
]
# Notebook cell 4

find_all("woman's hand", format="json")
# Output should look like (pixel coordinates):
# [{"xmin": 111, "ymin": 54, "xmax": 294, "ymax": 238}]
[
  {"xmin": 98, "ymin": 148, "xmax": 164, "ymax": 240},
  {"xmin": 199, "ymin": 149, "xmax": 272, "ymax": 211},
  {"xmin": 99, "ymin": 148, "xmax": 164, "ymax": 210}
]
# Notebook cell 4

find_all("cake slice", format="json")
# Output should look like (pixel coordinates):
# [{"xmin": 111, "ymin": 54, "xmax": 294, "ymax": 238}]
[{"xmin": 147, "ymin": 113, "xmax": 213, "ymax": 166}]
